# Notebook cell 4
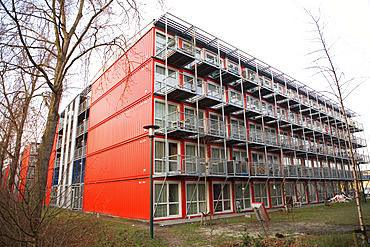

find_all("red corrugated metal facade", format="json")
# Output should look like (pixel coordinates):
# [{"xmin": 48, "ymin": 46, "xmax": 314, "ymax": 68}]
[
  {"xmin": 17, "ymin": 146, "xmax": 31, "ymax": 196},
  {"xmin": 84, "ymin": 28, "xmax": 155, "ymax": 218},
  {"xmin": 45, "ymin": 127, "xmax": 59, "ymax": 205}
]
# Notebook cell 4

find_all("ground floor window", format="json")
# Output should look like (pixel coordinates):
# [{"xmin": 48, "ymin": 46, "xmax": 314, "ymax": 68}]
[
  {"xmin": 71, "ymin": 183, "xmax": 84, "ymax": 210},
  {"xmin": 186, "ymin": 182, "xmax": 206, "ymax": 215},
  {"xmin": 213, "ymin": 183, "xmax": 232, "ymax": 213},
  {"xmin": 270, "ymin": 182, "xmax": 283, "ymax": 207},
  {"xmin": 308, "ymin": 182, "xmax": 317, "ymax": 203},
  {"xmin": 348, "ymin": 182, "xmax": 356, "ymax": 198},
  {"xmin": 317, "ymin": 182, "xmax": 325, "ymax": 202},
  {"xmin": 235, "ymin": 182, "xmax": 251, "ymax": 211},
  {"xmin": 50, "ymin": 186, "xmax": 58, "ymax": 206},
  {"xmin": 154, "ymin": 182, "xmax": 180, "ymax": 218},
  {"xmin": 254, "ymin": 182, "xmax": 268, "ymax": 207},
  {"xmin": 285, "ymin": 182, "xmax": 296, "ymax": 206},
  {"xmin": 326, "ymin": 182, "xmax": 334, "ymax": 198},
  {"xmin": 296, "ymin": 182, "xmax": 307, "ymax": 204},
  {"xmin": 333, "ymin": 182, "xmax": 340, "ymax": 195}
]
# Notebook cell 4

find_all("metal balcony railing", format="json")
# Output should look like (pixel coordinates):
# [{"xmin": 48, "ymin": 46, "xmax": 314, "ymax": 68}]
[
  {"xmin": 250, "ymin": 162, "xmax": 267, "ymax": 176},
  {"xmin": 76, "ymin": 120, "xmax": 89, "ymax": 137},
  {"xmin": 269, "ymin": 164, "xmax": 283, "ymax": 177},
  {"xmin": 249, "ymin": 129, "xmax": 265, "ymax": 144},
  {"xmin": 284, "ymin": 165, "xmax": 298, "ymax": 177},
  {"xmin": 203, "ymin": 118, "xmax": 226, "ymax": 137},
  {"xmin": 323, "ymin": 167, "xmax": 331, "ymax": 178},
  {"xmin": 78, "ymin": 98, "xmax": 90, "ymax": 114},
  {"xmin": 330, "ymin": 168, "xmax": 338, "ymax": 178},
  {"xmin": 229, "ymin": 124, "xmax": 246, "ymax": 140},
  {"xmin": 74, "ymin": 145, "xmax": 87, "ymax": 161}
]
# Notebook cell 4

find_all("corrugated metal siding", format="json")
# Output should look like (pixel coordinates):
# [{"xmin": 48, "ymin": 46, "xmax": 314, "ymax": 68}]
[
  {"xmin": 18, "ymin": 146, "xmax": 31, "ymax": 194},
  {"xmin": 91, "ymin": 28, "xmax": 154, "ymax": 103},
  {"xmin": 89, "ymin": 60, "xmax": 153, "ymax": 128},
  {"xmin": 88, "ymin": 95, "xmax": 152, "ymax": 154},
  {"xmin": 83, "ymin": 178, "xmax": 150, "ymax": 220},
  {"xmin": 85, "ymin": 136, "xmax": 150, "ymax": 183},
  {"xmin": 45, "ymin": 125, "xmax": 59, "ymax": 205}
]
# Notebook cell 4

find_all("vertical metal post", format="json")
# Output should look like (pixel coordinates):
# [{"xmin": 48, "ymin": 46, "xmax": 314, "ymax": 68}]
[
  {"xmin": 144, "ymin": 124, "xmax": 159, "ymax": 240},
  {"xmin": 150, "ymin": 134, "xmax": 154, "ymax": 239}
]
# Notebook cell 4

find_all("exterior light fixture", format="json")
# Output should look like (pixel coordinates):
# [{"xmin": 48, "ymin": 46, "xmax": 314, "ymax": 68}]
[{"xmin": 143, "ymin": 125, "xmax": 159, "ymax": 239}]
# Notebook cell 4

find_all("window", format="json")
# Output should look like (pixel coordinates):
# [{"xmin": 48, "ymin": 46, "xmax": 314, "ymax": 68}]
[
  {"xmin": 233, "ymin": 149, "xmax": 248, "ymax": 175},
  {"xmin": 267, "ymin": 154, "xmax": 279, "ymax": 176},
  {"xmin": 206, "ymin": 81, "xmax": 222, "ymax": 99},
  {"xmin": 285, "ymin": 182, "xmax": 296, "ymax": 199},
  {"xmin": 308, "ymin": 182, "xmax": 318, "ymax": 203},
  {"xmin": 155, "ymin": 65, "xmax": 177, "ymax": 91},
  {"xmin": 181, "ymin": 40, "xmax": 193, "ymax": 54},
  {"xmin": 205, "ymin": 51, "xmax": 223, "ymax": 66},
  {"xmin": 209, "ymin": 113, "xmax": 225, "ymax": 136},
  {"xmin": 326, "ymin": 182, "xmax": 334, "ymax": 198},
  {"xmin": 213, "ymin": 183, "xmax": 232, "ymax": 212},
  {"xmin": 154, "ymin": 101, "xmax": 177, "ymax": 128},
  {"xmin": 249, "ymin": 123, "xmax": 263, "ymax": 143},
  {"xmin": 186, "ymin": 183, "xmax": 206, "ymax": 215},
  {"xmin": 210, "ymin": 146, "xmax": 227, "ymax": 174},
  {"xmin": 265, "ymin": 128, "xmax": 277, "ymax": 145},
  {"xmin": 254, "ymin": 182, "xmax": 268, "ymax": 207},
  {"xmin": 230, "ymin": 118, "xmax": 245, "ymax": 139},
  {"xmin": 270, "ymin": 182, "xmax": 283, "ymax": 207},
  {"xmin": 155, "ymin": 32, "xmax": 167, "ymax": 54},
  {"xmin": 154, "ymin": 182, "xmax": 180, "ymax": 218},
  {"xmin": 235, "ymin": 182, "xmax": 251, "ymax": 211},
  {"xmin": 283, "ymin": 156, "xmax": 292, "ymax": 166},
  {"xmin": 185, "ymin": 143, "xmax": 206, "ymax": 173},
  {"xmin": 229, "ymin": 90, "xmax": 243, "ymax": 106},
  {"xmin": 154, "ymin": 140, "xmax": 179, "ymax": 173},
  {"xmin": 226, "ymin": 59, "xmax": 240, "ymax": 74},
  {"xmin": 251, "ymin": 152, "xmax": 265, "ymax": 175},
  {"xmin": 296, "ymin": 182, "xmax": 307, "ymax": 203},
  {"xmin": 317, "ymin": 182, "xmax": 325, "ymax": 202},
  {"xmin": 183, "ymin": 107, "xmax": 204, "ymax": 132}
]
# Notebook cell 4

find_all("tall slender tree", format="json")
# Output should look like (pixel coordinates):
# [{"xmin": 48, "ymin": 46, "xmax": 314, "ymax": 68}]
[{"xmin": 306, "ymin": 10, "xmax": 368, "ymax": 245}]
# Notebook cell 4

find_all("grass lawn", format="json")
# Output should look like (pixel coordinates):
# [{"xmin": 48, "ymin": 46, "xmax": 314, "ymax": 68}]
[{"xmin": 45, "ymin": 200, "xmax": 370, "ymax": 246}]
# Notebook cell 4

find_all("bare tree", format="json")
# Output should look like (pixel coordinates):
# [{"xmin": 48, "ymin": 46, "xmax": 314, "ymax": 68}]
[
  {"xmin": 0, "ymin": 1, "xmax": 144, "ymax": 245},
  {"xmin": 306, "ymin": 10, "xmax": 368, "ymax": 244}
]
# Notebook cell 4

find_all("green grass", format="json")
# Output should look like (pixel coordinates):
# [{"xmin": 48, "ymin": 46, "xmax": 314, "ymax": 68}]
[
  {"xmin": 43, "ymin": 201, "xmax": 370, "ymax": 246},
  {"xmin": 269, "ymin": 200, "xmax": 370, "ymax": 225}
]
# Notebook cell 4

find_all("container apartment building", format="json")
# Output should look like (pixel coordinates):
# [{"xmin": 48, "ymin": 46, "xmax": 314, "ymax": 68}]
[{"xmin": 49, "ymin": 13, "xmax": 369, "ymax": 221}]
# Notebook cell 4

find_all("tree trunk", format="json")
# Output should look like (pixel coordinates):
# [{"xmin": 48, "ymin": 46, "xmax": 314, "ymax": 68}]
[{"xmin": 30, "ymin": 86, "xmax": 62, "ymax": 232}]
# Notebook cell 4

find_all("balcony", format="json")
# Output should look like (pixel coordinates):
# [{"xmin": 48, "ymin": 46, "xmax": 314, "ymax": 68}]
[
  {"xmin": 284, "ymin": 165, "xmax": 298, "ymax": 177},
  {"xmin": 156, "ymin": 155, "xmax": 247, "ymax": 177},
  {"xmin": 202, "ymin": 118, "xmax": 226, "ymax": 138},
  {"xmin": 323, "ymin": 167, "xmax": 331, "ymax": 178},
  {"xmin": 76, "ymin": 120, "xmax": 89, "ymax": 137},
  {"xmin": 330, "ymin": 168, "xmax": 338, "ymax": 178},
  {"xmin": 155, "ymin": 72, "xmax": 197, "ymax": 102},
  {"xmin": 228, "ymin": 123, "xmax": 246, "ymax": 142},
  {"xmin": 160, "ymin": 111, "xmax": 199, "ymax": 138},
  {"xmin": 156, "ymin": 36, "xmax": 195, "ymax": 68},
  {"xmin": 78, "ymin": 98, "xmax": 90, "ymax": 114},
  {"xmin": 250, "ymin": 162, "xmax": 268, "ymax": 176},
  {"xmin": 74, "ymin": 145, "xmax": 87, "ymax": 161},
  {"xmin": 187, "ymin": 50, "xmax": 223, "ymax": 77},
  {"xmin": 313, "ymin": 167, "xmax": 323, "ymax": 178},
  {"xmin": 355, "ymin": 154, "xmax": 370, "ymax": 164},
  {"xmin": 269, "ymin": 164, "xmax": 284, "ymax": 177}
]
